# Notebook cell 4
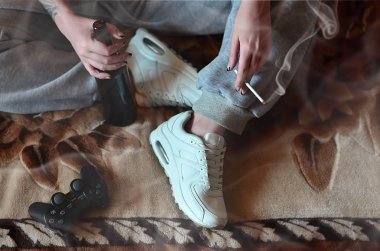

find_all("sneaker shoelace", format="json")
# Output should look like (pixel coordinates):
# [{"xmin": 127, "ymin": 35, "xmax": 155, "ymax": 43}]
[
  {"xmin": 204, "ymin": 147, "xmax": 226, "ymax": 191},
  {"xmin": 147, "ymin": 89, "xmax": 189, "ymax": 107}
]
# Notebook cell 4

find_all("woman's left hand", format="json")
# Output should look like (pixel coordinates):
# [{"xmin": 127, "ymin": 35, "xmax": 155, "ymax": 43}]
[{"xmin": 228, "ymin": 0, "xmax": 272, "ymax": 94}]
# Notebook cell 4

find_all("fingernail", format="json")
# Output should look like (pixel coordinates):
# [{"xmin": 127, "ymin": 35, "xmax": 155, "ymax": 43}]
[
  {"xmin": 241, "ymin": 87, "xmax": 248, "ymax": 95},
  {"xmin": 227, "ymin": 66, "xmax": 231, "ymax": 71}
]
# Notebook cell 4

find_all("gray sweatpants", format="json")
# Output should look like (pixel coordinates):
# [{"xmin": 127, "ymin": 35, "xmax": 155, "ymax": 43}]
[{"xmin": 0, "ymin": 0, "xmax": 324, "ymax": 134}]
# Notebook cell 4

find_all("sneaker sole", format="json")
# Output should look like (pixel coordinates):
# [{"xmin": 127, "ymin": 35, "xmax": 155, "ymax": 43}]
[{"xmin": 149, "ymin": 126, "xmax": 221, "ymax": 228}]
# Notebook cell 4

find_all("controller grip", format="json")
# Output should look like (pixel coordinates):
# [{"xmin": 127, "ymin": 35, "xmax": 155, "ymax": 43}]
[
  {"xmin": 28, "ymin": 202, "xmax": 50, "ymax": 224},
  {"xmin": 81, "ymin": 166, "xmax": 110, "ymax": 207}
]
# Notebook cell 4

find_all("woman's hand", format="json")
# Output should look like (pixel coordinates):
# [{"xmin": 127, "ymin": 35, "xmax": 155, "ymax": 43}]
[
  {"xmin": 228, "ymin": 0, "xmax": 272, "ymax": 94},
  {"xmin": 54, "ymin": 10, "xmax": 129, "ymax": 79}
]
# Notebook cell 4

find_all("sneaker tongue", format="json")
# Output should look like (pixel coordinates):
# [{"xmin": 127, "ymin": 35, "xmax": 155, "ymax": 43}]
[{"xmin": 203, "ymin": 133, "xmax": 225, "ymax": 149}]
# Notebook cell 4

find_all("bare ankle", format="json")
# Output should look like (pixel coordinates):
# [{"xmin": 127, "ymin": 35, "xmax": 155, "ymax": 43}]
[{"xmin": 185, "ymin": 112, "xmax": 225, "ymax": 138}]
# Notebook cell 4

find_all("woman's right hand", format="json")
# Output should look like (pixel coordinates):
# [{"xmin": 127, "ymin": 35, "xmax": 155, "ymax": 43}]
[
  {"xmin": 228, "ymin": 0, "xmax": 272, "ymax": 94},
  {"xmin": 54, "ymin": 11, "xmax": 129, "ymax": 79}
]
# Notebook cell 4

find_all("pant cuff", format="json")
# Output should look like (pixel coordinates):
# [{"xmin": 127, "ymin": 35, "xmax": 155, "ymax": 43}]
[{"xmin": 192, "ymin": 91, "xmax": 253, "ymax": 135}]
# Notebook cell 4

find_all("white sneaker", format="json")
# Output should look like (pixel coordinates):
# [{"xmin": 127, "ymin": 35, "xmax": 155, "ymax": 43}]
[
  {"xmin": 149, "ymin": 111, "xmax": 227, "ymax": 228},
  {"xmin": 127, "ymin": 28, "xmax": 202, "ymax": 108}
]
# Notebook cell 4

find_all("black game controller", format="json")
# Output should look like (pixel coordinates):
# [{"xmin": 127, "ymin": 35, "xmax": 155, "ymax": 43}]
[{"xmin": 28, "ymin": 166, "xmax": 110, "ymax": 232}]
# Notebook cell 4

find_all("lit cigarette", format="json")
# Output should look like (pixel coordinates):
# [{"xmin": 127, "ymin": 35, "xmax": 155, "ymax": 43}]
[{"xmin": 233, "ymin": 69, "xmax": 266, "ymax": 104}]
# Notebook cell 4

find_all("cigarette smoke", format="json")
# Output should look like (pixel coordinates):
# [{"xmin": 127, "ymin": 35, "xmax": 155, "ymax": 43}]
[{"xmin": 269, "ymin": 0, "xmax": 339, "ymax": 102}]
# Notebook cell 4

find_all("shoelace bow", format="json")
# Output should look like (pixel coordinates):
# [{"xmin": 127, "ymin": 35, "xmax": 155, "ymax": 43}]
[{"xmin": 205, "ymin": 147, "xmax": 226, "ymax": 191}]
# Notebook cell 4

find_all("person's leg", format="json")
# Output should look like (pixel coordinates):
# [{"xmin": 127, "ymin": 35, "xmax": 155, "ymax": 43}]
[
  {"xmin": 75, "ymin": 1, "xmax": 232, "ymax": 109},
  {"xmin": 70, "ymin": 0, "xmax": 230, "ymax": 35},
  {"xmin": 144, "ymin": 1, "xmax": 235, "ymax": 229},
  {"xmin": 149, "ymin": 0, "xmax": 333, "ymax": 229},
  {"xmin": 74, "ymin": 0, "xmax": 235, "ymax": 228},
  {"xmin": 192, "ymin": 0, "xmax": 324, "ymax": 135},
  {"xmin": 0, "ymin": 1, "xmax": 230, "ymax": 114},
  {"xmin": 0, "ymin": 7, "xmax": 97, "ymax": 114},
  {"xmin": 76, "ymin": 0, "xmax": 321, "ymax": 135}
]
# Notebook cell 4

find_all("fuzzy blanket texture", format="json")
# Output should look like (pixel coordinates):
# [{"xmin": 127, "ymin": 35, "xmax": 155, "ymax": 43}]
[{"xmin": 1, "ymin": 1, "xmax": 380, "ymax": 250}]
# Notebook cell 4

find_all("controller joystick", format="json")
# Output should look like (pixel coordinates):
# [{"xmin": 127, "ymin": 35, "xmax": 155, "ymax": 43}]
[
  {"xmin": 51, "ymin": 192, "xmax": 65, "ymax": 206},
  {"xmin": 28, "ymin": 166, "xmax": 109, "ymax": 232},
  {"xmin": 70, "ymin": 179, "xmax": 84, "ymax": 192}
]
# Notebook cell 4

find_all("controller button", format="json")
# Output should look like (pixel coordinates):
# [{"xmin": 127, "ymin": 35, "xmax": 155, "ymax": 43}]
[
  {"xmin": 50, "ymin": 210, "xmax": 57, "ymax": 215},
  {"xmin": 52, "ymin": 192, "xmax": 66, "ymax": 206},
  {"xmin": 71, "ymin": 179, "xmax": 84, "ymax": 192},
  {"xmin": 58, "ymin": 219, "xmax": 64, "ymax": 225},
  {"xmin": 60, "ymin": 210, "xmax": 66, "ymax": 215},
  {"xmin": 48, "ymin": 218, "xmax": 55, "ymax": 224}
]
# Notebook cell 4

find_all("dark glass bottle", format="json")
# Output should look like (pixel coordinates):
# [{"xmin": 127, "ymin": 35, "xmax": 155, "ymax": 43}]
[{"xmin": 92, "ymin": 20, "xmax": 137, "ymax": 127}]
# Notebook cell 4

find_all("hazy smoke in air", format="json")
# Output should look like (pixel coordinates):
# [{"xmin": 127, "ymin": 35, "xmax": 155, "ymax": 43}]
[
  {"xmin": 268, "ymin": 0, "xmax": 339, "ymax": 103},
  {"xmin": 308, "ymin": 0, "xmax": 339, "ymax": 39}
]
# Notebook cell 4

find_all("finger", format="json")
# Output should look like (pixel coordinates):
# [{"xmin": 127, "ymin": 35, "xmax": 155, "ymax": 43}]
[
  {"xmin": 83, "ymin": 62, "xmax": 111, "ymax": 79},
  {"xmin": 234, "ymin": 47, "xmax": 252, "ymax": 91},
  {"xmin": 83, "ymin": 51, "xmax": 130, "ymax": 66},
  {"xmin": 256, "ymin": 34, "xmax": 272, "ymax": 70},
  {"xmin": 240, "ymin": 85, "xmax": 249, "ymax": 95},
  {"xmin": 228, "ymin": 34, "xmax": 239, "ymax": 71},
  {"xmin": 256, "ymin": 48, "xmax": 270, "ymax": 70},
  {"xmin": 89, "ymin": 40, "xmax": 126, "ymax": 57},
  {"xmin": 254, "ymin": 55, "xmax": 263, "ymax": 74},
  {"xmin": 246, "ymin": 53, "xmax": 260, "ymax": 82},
  {"xmin": 85, "ymin": 57, "xmax": 126, "ymax": 72},
  {"xmin": 108, "ymin": 24, "xmax": 125, "ymax": 40},
  {"xmin": 241, "ymin": 55, "xmax": 259, "ymax": 95}
]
